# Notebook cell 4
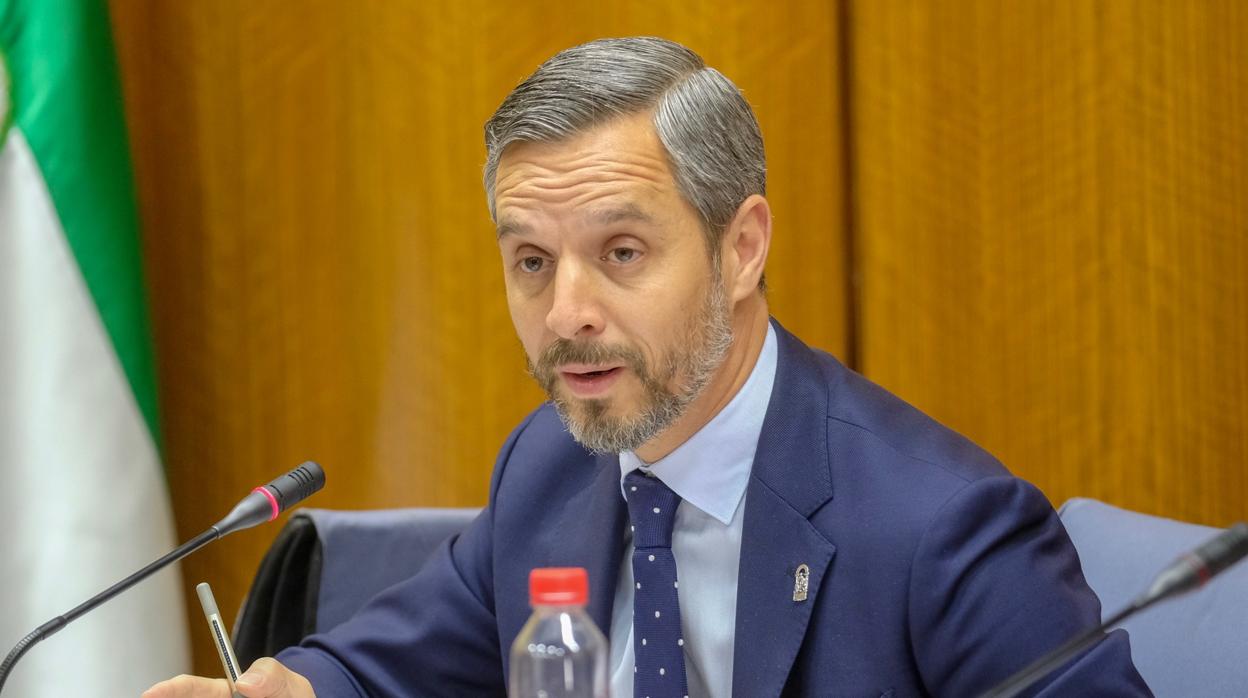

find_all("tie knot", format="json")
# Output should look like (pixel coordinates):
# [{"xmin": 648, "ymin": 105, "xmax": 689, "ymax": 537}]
[{"xmin": 624, "ymin": 470, "xmax": 681, "ymax": 549}]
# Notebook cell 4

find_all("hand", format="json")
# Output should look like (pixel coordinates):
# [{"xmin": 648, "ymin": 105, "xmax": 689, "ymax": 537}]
[{"xmin": 142, "ymin": 657, "xmax": 315, "ymax": 698}]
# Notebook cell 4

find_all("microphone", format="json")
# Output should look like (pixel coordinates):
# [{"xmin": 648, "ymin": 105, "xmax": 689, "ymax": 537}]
[
  {"xmin": 1141, "ymin": 522, "xmax": 1248, "ymax": 604},
  {"xmin": 215, "ymin": 461, "xmax": 327, "ymax": 536},
  {"xmin": 0, "ymin": 461, "xmax": 326, "ymax": 694},
  {"xmin": 982, "ymin": 521, "xmax": 1248, "ymax": 698}
]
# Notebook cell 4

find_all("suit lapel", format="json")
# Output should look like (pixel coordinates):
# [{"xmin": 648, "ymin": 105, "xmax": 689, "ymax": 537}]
[
  {"xmin": 732, "ymin": 321, "xmax": 838, "ymax": 696},
  {"xmin": 554, "ymin": 450, "xmax": 628, "ymax": 632}
]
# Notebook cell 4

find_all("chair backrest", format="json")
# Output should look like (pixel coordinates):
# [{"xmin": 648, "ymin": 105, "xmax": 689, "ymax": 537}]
[
  {"xmin": 232, "ymin": 506, "xmax": 480, "ymax": 667},
  {"xmin": 1059, "ymin": 498, "xmax": 1248, "ymax": 696}
]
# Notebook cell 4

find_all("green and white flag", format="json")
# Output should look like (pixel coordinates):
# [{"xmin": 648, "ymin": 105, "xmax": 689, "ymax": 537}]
[{"xmin": 1, "ymin": 0, "xmax": 190, "ymax": 694}]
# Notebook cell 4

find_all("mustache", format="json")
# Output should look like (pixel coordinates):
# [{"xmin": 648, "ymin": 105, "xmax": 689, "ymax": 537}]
[{"xmin": 530, "ymin": 339, "xmax": 648, "ymax": 384}]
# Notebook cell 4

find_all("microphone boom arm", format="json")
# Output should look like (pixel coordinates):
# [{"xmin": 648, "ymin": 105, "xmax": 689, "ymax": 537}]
[
  {"xmin": 0, "ymin": 461, "xmax": 324, "ymax": 694},
  {"xmin": 0, "ymin": 527, "xmax": 221, "ymax": 691}
]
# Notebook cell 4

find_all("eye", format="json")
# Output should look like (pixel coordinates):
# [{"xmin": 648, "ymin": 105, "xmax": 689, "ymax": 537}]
[
  {"xmin": 519, "ymin": 256, "xmax": 547, "ymax": 273},
  {"xmin": 606, "ymin": 247, "xmax": 640, "ymax": 264}
]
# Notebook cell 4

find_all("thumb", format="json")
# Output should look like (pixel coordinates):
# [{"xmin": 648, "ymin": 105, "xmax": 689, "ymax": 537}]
[{"xmin": 234, "ymin": 657, "xmax": 315, "ymax": 698}]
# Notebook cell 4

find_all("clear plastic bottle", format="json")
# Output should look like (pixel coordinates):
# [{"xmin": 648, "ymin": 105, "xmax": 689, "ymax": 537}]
[{"xmin": 509, "ymin": 567, "xmax": 608, "ymax": 697}]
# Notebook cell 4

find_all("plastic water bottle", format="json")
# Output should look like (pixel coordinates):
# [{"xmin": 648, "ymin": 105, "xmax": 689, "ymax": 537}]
[{"xmin": 509, "ymin": 567, "xmax": 608, "ymax": 697}]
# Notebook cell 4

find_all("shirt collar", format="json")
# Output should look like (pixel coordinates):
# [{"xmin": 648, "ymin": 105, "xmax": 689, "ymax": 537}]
[{"xmin": 618, "ymin": 323, "xmax": 778, "ymax": 525}]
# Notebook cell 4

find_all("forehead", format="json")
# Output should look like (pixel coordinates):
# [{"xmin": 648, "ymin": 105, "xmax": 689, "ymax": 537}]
[{"xmin": 493, "ymin": 113, "xmax": 682, "ymax": 220}]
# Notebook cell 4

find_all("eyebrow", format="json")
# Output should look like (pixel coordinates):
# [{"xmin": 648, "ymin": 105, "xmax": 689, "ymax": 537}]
[
  {"xmin": 497, "ymin": 204, "xmax": 656, "ymax": 241},
  {"xmin": 496, "ymin": 219, "xmax": 530, "ymax": 240},
  {"xmin": 588, "ymin": 203, "xmax": 656, "ymax": 228}
]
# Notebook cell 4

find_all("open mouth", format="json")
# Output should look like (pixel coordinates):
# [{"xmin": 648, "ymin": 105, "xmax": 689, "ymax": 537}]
[{"xmin": 560, "ymin": 366, "xmax": 624, "ymax": 396}]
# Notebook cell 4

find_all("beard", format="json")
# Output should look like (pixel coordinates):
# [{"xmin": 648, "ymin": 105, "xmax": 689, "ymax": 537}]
[{"xmin": 529, "ymin": 275, "xmax": 734, "ymax": 454}]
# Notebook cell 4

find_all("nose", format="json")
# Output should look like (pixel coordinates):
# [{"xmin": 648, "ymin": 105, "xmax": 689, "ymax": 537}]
[{"xmin": 546, "ymin": 260, "xmax": 605, "ymax": 340}]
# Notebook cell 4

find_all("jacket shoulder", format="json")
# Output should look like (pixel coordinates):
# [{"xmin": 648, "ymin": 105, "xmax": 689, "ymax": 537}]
[{"xmin": 811, "ymin": 346, "xmax": 1009, "ymax": 486}]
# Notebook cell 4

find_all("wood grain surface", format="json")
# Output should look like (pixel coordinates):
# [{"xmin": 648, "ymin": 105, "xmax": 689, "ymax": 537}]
[
  {"xmin": 848, "ymin": 1, "xmax": 1246, "ymax": 527},
  {"xmin": 108, "ymin": 0, "xmax": 845, "ymax": 675}
]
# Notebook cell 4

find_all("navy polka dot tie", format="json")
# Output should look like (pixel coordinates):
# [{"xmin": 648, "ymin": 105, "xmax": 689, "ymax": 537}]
[{"xmin": 625, "ymin": 470, "xmax": 688, "ymax": 698}]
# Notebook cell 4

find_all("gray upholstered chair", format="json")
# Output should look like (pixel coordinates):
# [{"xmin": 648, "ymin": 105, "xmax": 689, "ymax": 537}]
[
  {"xmin": 232, "ymin": 507, "xmax": 480, "ymax": 668},
  {"xmin": 1060, "ymin": 498, "xmax": 1248, "ymax": 696}
]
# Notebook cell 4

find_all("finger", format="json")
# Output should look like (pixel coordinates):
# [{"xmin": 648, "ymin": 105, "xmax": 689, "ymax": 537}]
[
  {"xmin": 141, "ymin": 674, "xmax": 230, "ymax": 698},
  {"xmin": 235, "ymin": 657, "xmax": 315, "ymax": 698}
]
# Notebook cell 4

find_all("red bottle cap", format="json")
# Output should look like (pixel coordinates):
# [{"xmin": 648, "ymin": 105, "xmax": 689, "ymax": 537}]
[{"xmin": 529, "ymin": 567, "xmax": 589, "ymax": 606}]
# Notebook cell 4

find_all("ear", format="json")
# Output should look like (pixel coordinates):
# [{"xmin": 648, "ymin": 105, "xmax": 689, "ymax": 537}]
[{"xmin": 720, "ymin": 194, "xmax": 772, "ymax": 303}]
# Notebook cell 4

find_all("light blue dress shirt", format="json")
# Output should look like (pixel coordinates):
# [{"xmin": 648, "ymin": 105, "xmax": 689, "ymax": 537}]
[{"xmin": 609, "ymin": 324, "xmax": 778, "ymax": 698}]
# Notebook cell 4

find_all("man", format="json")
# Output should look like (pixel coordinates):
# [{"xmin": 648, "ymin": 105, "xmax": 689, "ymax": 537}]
[{"xmin": 147, "ymin": 37, "xmax": 1150, "ymax": 697}]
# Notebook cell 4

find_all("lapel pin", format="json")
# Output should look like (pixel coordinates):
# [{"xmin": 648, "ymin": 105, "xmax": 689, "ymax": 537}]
[{"xmin": 793, "ymin": 563, "xmax": 810, "ymax": 602}]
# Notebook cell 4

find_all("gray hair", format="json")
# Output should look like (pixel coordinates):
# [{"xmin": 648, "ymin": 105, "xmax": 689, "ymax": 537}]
[{"xmin": 483, "ymin": 37, "xmax": 766, "ymax": 250}]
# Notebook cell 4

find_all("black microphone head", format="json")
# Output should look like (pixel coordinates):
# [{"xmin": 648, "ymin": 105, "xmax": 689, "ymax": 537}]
[
  {"xmin": 214, "ymin": 461, "xmax": 326, "ymax": 537},
  {"xmin": 1197, "ymin": 522, "xmax": 1248, "ymax": 578},
  {"xmin": 257, "ymin": 460, "xmax": 325, "ymax": 518},
  {"xmin": 1144, "ymin": 521, "xmax": 1248, "ymax": 604}
]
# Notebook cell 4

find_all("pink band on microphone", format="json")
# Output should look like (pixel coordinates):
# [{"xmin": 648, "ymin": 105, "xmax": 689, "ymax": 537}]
[
  {"xmin": 1181, "ymin": 553, "xmax": 1211, "ymax": 587},
  {"xmin": 253, "ymin": 487, "xmax": 280, "ymax": 521}
]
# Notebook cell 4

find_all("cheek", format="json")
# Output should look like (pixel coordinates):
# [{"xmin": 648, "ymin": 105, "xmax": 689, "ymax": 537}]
[{"xmin": 506, "ymin": 289, "xmax": 548, "ymax": 356}]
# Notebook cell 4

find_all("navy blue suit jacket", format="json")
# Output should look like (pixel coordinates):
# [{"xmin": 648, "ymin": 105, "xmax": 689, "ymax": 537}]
[{"xmin": 279, "ymin": 320, "xmax": 1150, "ymax": 696}]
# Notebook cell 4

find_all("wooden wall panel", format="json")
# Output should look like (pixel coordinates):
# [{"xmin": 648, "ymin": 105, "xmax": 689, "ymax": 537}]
[
  {"xmin": 849, "ymin": 2, "xmax": 1246, "ymax": 527},
  {"xmin": 108, "ymin": 0, "xmax": 846, "ymax": 675}
]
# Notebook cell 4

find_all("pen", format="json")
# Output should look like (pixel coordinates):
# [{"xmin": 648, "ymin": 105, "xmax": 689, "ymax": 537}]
[{"xmin": 195, "ymin": 582, "xmax": 246, "ymax": 698}]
